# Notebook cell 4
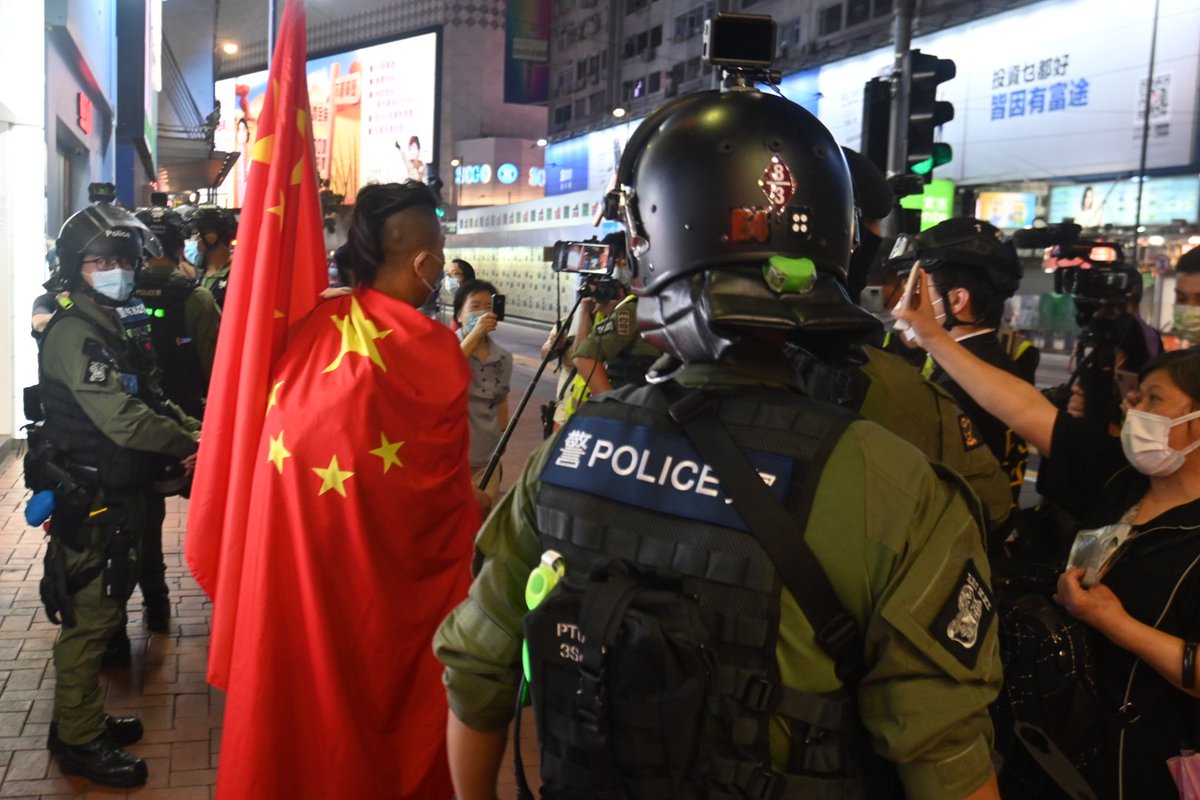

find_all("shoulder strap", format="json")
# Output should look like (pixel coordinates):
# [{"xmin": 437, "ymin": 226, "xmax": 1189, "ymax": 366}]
[{"xmin": 662, "ymin": 384, "xmax": 866, "ymax": 684}]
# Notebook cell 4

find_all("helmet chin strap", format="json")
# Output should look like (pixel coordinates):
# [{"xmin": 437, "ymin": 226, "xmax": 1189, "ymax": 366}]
[{"xmin": 936, "ymin": 287, "xmax": 983, "ymax": 331}]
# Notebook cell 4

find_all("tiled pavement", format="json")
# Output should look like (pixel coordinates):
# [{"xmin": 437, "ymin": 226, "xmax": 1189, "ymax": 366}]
[
  {"xmin": 0, "ymin": 450, "xmax": 220, "ymax": 799},
  {"xmin": 0, "ymin": 332, "xmax": 553, "ymax": 799}
]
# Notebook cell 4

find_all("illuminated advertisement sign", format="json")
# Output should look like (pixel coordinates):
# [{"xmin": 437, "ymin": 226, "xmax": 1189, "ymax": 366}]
[
  {"xmin": 899, "ymin": 179, "xmax": 956, "ymax": 230},
  {"xmin": 975, "ymin": 191, "xmax": 1038, "ymax": 229},
  {"xmin": 543, "ymin": 117, "xmax": 644, "ymax": 197},
  {"xmin": 215, "ymin": 31, "xmax": 439, "ymax": 206},
  {"xmin": 811, "ymin": 0, "xmax": 1198, "ymax": 183},
  {"xmin": 1048, "ymin": 176, "xmax": 1200, "ymax": 227}
]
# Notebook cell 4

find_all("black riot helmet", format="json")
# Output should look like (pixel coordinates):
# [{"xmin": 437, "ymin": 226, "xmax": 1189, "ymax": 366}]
[
  {"xmin": 607, "ymin": 89, "xmax": 857, "ymax": 291},
  {"xmin": 135, "ymin": 206, "xmax": 187, "ymax": 256},
  {"xmin": 604, "ymin": 88, "xmax": 878, "ymax": 364},
  {"xmin": 193, "ymin": 205, "xmax": 237, "ymax": 246},
  {"xmin": 55, "ymin": 204, "xmax": 162, "ymax": 286},
  {"xmin": 887, "ymin": 217, "xmax": 1023, "ymax": 298}
]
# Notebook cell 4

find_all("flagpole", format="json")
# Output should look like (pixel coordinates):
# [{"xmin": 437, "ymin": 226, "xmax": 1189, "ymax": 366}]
[{"xmin": 267, "ymin": 0, "xmax": 277, "ymax": 62}]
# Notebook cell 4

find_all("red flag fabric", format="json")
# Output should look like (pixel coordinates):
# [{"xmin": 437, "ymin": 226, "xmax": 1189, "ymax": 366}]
[
  {"xmin": 185, "ymin": 0, "xmax": 326, "ymax": 690},
  {"xmin": 215, "ymin": 287, "xmax": 479, "ymax": 799}
]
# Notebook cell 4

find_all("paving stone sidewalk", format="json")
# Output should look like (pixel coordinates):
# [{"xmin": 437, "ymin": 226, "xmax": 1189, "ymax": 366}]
[{"xmin": 0, "ymin": 447, "xmax": 220, "ymax": 799}]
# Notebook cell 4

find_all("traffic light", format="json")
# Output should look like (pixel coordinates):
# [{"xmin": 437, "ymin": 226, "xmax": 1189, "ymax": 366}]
[
  {"xmin": 860, "ymin": 76, "xmax": 890, "ymax": 174},
  {"xmin": 905, "ymin": 49, "xmax": 955, "ymax": 182}
]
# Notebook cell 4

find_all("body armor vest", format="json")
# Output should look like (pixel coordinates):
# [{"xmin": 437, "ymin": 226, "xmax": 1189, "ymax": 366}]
[
  {"xmin": 530, "ymin": 383, "xmax": 901, "ymax": 800},
  {"xmin": 38, "ymin": 307, "xmax": 166, "ymax": 489},
  {"xmin": 604, "ymin": 350, "xmax": 658, "ymax": 389},
  {"xmin": 132, "ymin": 274, "xmax": 207, "ymax": 418}
]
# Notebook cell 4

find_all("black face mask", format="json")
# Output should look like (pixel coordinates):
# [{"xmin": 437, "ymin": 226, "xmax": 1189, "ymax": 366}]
[{"xmin": 846, "ymin": 228, "xmax": 883, "ymax": 304}]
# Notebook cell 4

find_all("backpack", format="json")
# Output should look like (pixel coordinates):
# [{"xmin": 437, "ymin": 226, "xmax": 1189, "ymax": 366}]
[{"xmin": 991, "ymin": 564, "xmax": 1106, "ymax": 800}]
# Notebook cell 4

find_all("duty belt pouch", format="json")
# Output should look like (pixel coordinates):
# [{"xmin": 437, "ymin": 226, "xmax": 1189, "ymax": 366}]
[
  {"xmin": 48, "ymin": 485, "xmax": 95, "ymax": 552},
  {"xmin": 523, "ymin": 560, "xmax": 710, "ymax": 800},
  {"xmin": 99, "ymin": 513, "xmax": 137, "ymax": 603}
]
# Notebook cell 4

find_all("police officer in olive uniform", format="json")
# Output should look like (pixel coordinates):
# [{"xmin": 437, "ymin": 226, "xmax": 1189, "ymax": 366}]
[
  {"xmin": 570, "ymin": 236, "xmax": 661, "ymax": 394},
  {"xmin": 133, "ymin": 206, "xmax": 221, "ymax": 420},
  {"xmin": 33, "ymin": 205, "xmax": 200, "ymax": 787},
  {"xmin": 193, "ymin": 205, "xmax": 236, "ymax": 309},
  {"xmin": 795, "ymin": 345, "xmax": 1014, "ymax": 536},
  {"xmin": 436, "ymin": 83, "xmax": 1002, "ymax": 799}
]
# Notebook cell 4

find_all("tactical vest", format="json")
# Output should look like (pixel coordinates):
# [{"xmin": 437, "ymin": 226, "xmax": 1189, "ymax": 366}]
[
  {"xmin": 132, "ymin": 274, "xmax": 207, "ymax": 418},
  {"xmin": 530, "ymin": 384, "xmax": 901, "ymax": 800},
  {"xmin": 608, "ymin": 301, "xmax": 659, "ymax": 389},
  {"xmin": 604, "ymin": 349, "xmax": 658, "ymax": 389},
  {"xmin": 38, "ymin": 307, "xmax": 165, "ymax": 489}
]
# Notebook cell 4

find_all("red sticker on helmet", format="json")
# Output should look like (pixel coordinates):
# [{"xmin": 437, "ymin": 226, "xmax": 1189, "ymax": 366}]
[
  {"xmin": 730, "ymin": 208, "xmax": 769, "ymax": 243},
  {"xmin": 760, "ymin": 156, "xmax": 796, "ymax": 212}
]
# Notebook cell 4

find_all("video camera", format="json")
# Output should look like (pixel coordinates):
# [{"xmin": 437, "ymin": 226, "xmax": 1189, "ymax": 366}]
[
  {"xmin": 702, "ymin": 13, "xmax": 781, "ymax": 85},
  {"xmin": 1013, "ymin": 222, "xmax": 1140, "ymax": 315},
  {"xmin": 1015, "ymin": 221, "xmax": 1141, "ymax": 423},
  {"xmin": 552, "ymin": 240, "xmax": 621, "ymax": 303}
]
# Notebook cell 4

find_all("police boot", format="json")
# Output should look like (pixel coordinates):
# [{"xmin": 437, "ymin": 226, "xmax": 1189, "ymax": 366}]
[
  {"xmin": 144, "ymin": 598, "xmax": 170, "ymax": 633},
  {"xmin": 100, "ymin": 628, "xmax": 132, "ymax": 670},
  {"xmin": 47, "ymin": 715, "xmax": 144, "ymax": 754},
  {"xmin": 56, "ymin": 733, "xmax": 148, "ymax": 788}
]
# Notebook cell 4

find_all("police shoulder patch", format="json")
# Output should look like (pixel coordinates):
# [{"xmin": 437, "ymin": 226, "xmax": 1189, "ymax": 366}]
[
  {"xmin": 930, "ymin": 559, "xmax": 995, "ymax": 669},
  {"xmin": 958, "ymin": 414, "xmax": 984, "ymax": 451},
  {"xmin": 616, "ymin": 309, "xmax": 632, "ymax": 337},
  {"xmin": 84, "ymin": 359, "xmax": 108, "ymax": 385}
]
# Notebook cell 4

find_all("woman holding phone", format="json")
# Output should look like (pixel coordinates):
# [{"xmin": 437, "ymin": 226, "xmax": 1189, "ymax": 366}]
[
  {"xmin": 894, "ymin": 267, "xmax": 1200, "ymax": 799},
  {"xmin": 454, "ymin": 279, "xmax": 511, "ymax": 500}
]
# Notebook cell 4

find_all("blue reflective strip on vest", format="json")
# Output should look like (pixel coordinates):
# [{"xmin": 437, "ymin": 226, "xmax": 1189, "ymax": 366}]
[{"xmin": 540, "ymin": 416, "xmax": 794, "ymax": 532}]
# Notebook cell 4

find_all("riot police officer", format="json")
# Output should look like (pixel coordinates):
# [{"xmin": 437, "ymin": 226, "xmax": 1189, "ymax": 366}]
[
  {"xmin": 436, "ymin": 84, "xmax": 1002, "ymax": 798},
  {"xmin": 31, "ymin": 204, "xmax": 200, "ymax": 787},
  {"xmin": 193, "ymin": 205, "xmax": 236, "ymax": 309},
  {"xmin": 133, "ymin": 206, "xmax": 221, "ymax": 420}
]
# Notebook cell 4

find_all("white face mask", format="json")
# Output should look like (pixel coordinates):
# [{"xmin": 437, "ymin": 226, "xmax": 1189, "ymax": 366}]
[
  {"xmin": 1120, "ymin": 408, "xmax": 1200, "ymax": 476},
  {"xmin": 88, "ymin": 268, "xmax": 136, "ymax": 302},
  {"xmin": 444, "ymin": 276, "xmax": 461, "ymax": 295},
  {"xmin": 1174, "ymin": 304, "xmax": 1200, "ymax": 344}
]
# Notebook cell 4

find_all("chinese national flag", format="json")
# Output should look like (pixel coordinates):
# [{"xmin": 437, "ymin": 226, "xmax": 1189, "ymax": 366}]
[
  {"xmin": 185, "ymin": 0, "xmax": 327, "ymax": 690},
  {"xmin": 213, "ymin": 288, "xmax": 477, "ymax": 799}
]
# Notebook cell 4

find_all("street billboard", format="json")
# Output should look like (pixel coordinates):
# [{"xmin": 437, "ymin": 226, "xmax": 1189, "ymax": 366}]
[{"xmin": 214, "ymin": 31, "xmax": 439, "ymax": 206}]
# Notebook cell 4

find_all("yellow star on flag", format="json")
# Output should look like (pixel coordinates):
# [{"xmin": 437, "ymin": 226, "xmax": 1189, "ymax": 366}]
[
  {"xmin": 267, "ymin": 431, "xmax": 292, "ymax": 474},
  {"xmin": 267, "ymin": 191, "xmax": 286, "ymax": 230},
  {"xmin": 266, "ymin": 380, "xmax": 284, "ymax": 413},
  {"xmin": 313, "ymin": 454, "xmax": 354, "ymax": 497},
  {"xmin": 291, "ymin": 109, "xmax": 308, "ymax": 185},
  {"xmin": 324, "ymin": 296, "xmax": 392, "ymax": 373},
  {"xmin": 369, "ymin": 433, "xmax": 405, "ymax": 473},
  {"xmin": 251, "ymin": 134, "xmax": 275, "ymax": 165}
]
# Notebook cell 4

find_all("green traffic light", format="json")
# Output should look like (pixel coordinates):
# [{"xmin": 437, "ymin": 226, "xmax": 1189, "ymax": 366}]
[
  {"xmin": 435, "ymin": 207, "xmax": 446, "ymax": 218},
  {"xmin": 911, "ymin": 143, "xmax": 952, "ymax": 175}
]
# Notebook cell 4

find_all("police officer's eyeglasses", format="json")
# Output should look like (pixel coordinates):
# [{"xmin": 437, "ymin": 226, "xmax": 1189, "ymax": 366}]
[{"xmin": 80, "ymin": 256, "xmax": 135, "ymax": 271}]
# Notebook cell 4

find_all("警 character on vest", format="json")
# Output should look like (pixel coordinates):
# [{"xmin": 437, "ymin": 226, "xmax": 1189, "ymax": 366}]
[{"xmin": 436, "ymin": 76, "xmax": 1002, "ymax": 799}]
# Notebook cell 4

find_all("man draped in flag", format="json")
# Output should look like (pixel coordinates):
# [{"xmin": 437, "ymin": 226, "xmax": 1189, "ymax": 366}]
[{"xmin": 185, "ymin": 2, "xmax": 481, "ymax": 797}]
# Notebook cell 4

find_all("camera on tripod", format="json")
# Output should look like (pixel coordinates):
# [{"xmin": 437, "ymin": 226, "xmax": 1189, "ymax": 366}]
[
  {"xmin": 551, "ymin": 240, "xmax": 621, "ymax": 302},
  {"xmin": 1015, "ymin": 221, "xmax": 1143, "ymax": 422},
  {"xmin": 1014, "ymin": 222, "xmax": 1140, "ymax": 321}
]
